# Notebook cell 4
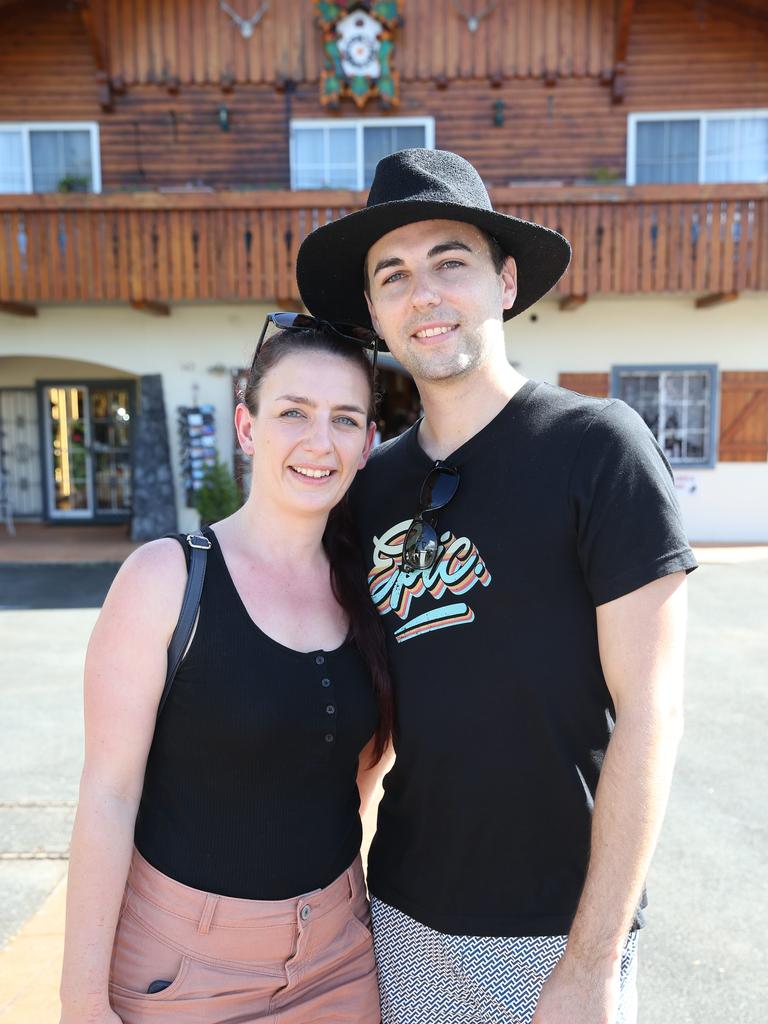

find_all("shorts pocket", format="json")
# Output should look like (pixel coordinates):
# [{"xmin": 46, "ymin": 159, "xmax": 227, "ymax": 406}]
[
  {"xmin": 109, "ymin": 904, "xmax": 190, "ymax": 1001},
  {"xmin": 345, "ymin": 892, "xmax": 374, "ymax": 946}
]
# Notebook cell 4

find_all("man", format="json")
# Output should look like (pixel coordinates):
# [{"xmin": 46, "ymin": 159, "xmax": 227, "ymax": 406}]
[{"xmin": 296, "ymin": 149, "xmax": 696, "ymax": 1024}]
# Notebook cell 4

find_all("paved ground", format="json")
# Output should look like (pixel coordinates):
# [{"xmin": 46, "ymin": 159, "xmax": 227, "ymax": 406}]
[{"xmin": 0, "ymin": 555, "xmax": 766, "ymax": 1021}]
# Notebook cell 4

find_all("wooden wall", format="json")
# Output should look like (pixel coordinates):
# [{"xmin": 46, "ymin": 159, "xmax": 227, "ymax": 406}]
[
  {"xmin": 90, "ymin": 0, "xmax": 618, "ymax": 87},
  {"xmin": 1, "ymin": 0, "xmax": 767, "ymax": 191}
]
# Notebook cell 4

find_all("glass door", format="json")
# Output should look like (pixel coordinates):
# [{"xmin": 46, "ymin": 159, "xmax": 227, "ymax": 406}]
[
  {"xmin": 89, "ymin": 386, "xmax": 132, "ymax": 514},
  {"xmin": 44, "ymin": 385, "xmax": 93, "ymax": 518}
]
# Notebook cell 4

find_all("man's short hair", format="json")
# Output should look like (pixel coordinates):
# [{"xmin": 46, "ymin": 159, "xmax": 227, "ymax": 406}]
[{"xmin": 364, "ymin": 227, "xmax": 508, "ymax": 296}]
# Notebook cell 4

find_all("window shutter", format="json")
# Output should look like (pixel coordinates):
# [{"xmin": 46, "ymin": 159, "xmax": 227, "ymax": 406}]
[
  {"xmin": 558, "ymin": 373, "xmax": 610, "ymax": 398},
  {"xmin": 718, "ymin": 372, "xmax": 768, "ymax": 462}
]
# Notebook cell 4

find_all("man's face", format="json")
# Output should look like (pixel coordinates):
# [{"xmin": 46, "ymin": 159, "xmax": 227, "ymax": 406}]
[{"xmin": 364, "ymin": 219, "xmax": 517, "ymax": 383}]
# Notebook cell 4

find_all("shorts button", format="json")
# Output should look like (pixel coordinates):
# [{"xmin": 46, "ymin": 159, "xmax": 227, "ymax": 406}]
[
  {"xmin": 315, "ymin": 655, "xmax": 325, "ymax": 665},
  {"xmin": 326, "ymin": 704, "xmax": 336, "ymax": 715},
  {"xmin": 300, "ymin": 905, "xmax": 311, "ymax": 921},
  {"xmin": 321, "ymin": 678, "xmax": 331, "ymax": 687},
  {"xmin": 324, "ymin": 733, "xmax": 334, "ymax": 743}
]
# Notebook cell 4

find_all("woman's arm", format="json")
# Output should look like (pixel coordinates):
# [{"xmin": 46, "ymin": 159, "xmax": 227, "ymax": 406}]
[{"xmin": 59, "ymin": 540, "xmax": 187, "ymax": 1024}]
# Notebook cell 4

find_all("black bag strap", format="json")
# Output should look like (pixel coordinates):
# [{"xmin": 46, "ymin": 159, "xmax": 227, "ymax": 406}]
[{"xmin": 158, "ymin": 532, "xmax": 211, "ymax": 718}]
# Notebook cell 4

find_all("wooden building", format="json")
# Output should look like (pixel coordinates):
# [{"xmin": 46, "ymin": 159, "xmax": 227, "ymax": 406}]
[{"xmin": 0, "ymin": 0, "xmax": 766, "ymax": 540}]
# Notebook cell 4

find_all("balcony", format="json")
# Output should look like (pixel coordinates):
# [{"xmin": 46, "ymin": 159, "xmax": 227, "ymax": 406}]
[{"xmin": 1, "ymin": 184, "xmax": 766, "ymax": 312}]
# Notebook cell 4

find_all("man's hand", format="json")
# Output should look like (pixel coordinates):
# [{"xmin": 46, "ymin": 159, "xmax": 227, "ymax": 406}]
[{"xmin": 532, "ymin": 952, "xmax": 621, "ymax": 1024}]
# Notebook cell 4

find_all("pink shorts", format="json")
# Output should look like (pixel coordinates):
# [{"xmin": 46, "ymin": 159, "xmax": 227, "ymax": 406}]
[{"xmin": 109, "ymin": 848, "xmax": 381, "ymax": 1023}]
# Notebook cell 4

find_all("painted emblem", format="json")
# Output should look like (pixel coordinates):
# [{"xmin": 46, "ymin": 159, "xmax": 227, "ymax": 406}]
[{"xmin": 314, "ymin": 2, "xmax": 404, "ymax": 109}]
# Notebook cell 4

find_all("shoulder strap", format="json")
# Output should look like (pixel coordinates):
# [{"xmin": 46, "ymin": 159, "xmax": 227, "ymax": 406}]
[{"xmin": 158, "ymin": 532, "xmax": 211, "ymax": 718}]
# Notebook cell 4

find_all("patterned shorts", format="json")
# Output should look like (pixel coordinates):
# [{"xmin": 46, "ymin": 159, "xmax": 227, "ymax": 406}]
[{"xmin": 371, "ymin": 897, "xmax": 639, "ymax": 1024}]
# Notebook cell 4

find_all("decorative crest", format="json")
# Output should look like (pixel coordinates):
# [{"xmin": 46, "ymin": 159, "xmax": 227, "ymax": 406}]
[
  {"xmin": 314, "ymin": 2, "xmax": 404, "ymax": 110},
  {"xmin": 218, "ymin": 1, "xmax": 269, "ymax": 39}
]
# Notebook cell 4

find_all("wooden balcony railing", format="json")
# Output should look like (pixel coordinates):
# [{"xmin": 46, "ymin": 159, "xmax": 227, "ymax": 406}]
[{"xmin": 1, "ymin": 185, "xmax": 767, "ymax": 308}]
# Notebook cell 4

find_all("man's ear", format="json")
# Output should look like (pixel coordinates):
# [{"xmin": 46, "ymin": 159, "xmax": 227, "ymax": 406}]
[
  {"xmin": 234, "ymin": 402, "xmax": 255, "ymax": 454},
  {"xmin": 501, "ymin": 255, "xmax": 517, "ymax": 312},
  {"xmin": 358, "ymin": 420, "xmax": 377, "ymax": 469},
  {"xmin": 365, "ymin": 291, "xmax": 383, "ymax": 338}
]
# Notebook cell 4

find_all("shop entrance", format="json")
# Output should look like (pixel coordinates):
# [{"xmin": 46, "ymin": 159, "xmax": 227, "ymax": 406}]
[{"xmin": 39, "ymin": 381, "xmax": 134, "ymax": 521}]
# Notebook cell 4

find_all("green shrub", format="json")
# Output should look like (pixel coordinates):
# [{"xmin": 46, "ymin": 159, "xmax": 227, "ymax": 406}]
[{"xmin": 193, "ymin": 457, "xmax": 240, "ymax": 526}]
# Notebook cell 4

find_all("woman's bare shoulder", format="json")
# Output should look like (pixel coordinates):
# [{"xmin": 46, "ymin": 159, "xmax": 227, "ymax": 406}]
[{"xmin": 100, "ymin": 537, "xmax": 189, "ymax": 639}]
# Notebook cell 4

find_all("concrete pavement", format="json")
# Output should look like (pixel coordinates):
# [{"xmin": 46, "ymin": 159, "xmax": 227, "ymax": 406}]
[{"xmin": 1, "ymin": 551, "xmax": 767, "ymax": 1021}]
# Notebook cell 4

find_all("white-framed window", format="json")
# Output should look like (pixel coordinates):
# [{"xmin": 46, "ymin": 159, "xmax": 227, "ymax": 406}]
[
  {"xmin": 290, "ymin": 117, "xmax": 435, "ymax": 190},
  {"xmin": 611, "ymin": 365, "xmax": 718, "ymax": 468},
  {"xmin": 0, "ymin": 122, "xmax": 101, "ymax": 194},
  {"xmin": 627, "ymin": 110, "xmax": 768, "ymax": 185}
]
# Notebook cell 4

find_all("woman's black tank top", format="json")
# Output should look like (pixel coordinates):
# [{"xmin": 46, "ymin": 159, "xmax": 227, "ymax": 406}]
[{"xmin": 134, "ymin": 526, "xmax": 378, "ymax": 899}]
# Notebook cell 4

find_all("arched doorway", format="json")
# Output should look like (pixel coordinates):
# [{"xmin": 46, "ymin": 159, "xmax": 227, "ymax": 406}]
[{"xmin": 0, "ymin": 356, "xmax": 137, "ymax": 524}]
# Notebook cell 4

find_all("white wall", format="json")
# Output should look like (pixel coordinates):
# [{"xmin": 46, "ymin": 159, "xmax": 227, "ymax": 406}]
[
  {"xmin": 503, "ymin": 293, "xmax": 768, "ymax": 380},
  {"xmin": 1, "ymin": 294, "xmax": 766, "ymax": 540}
]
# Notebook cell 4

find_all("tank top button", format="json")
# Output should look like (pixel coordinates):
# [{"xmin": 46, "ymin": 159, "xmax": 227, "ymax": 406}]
[
  {"xmin": 321, "ymin": 678, "xmax": 331, "ymax": 687},
  {"xmin": 315, "ymin": 655, "xmax": 325, "ymax": 665},
  {"xmin": 326, "ymin": 704, "xmax": 336, "ymax": 715},
  {"xmin": 324, "ymin": 733, "xmax": 335, "ymax": 743}
]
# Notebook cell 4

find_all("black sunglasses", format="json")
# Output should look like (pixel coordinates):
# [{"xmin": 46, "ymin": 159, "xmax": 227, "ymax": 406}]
[
  {"xmin": 401, "ymin": 461, "xmax": 460, "ymax": 573},
  {"xmin": 254, "ymin": 312, "xmax": 380, "ymax": 375}
]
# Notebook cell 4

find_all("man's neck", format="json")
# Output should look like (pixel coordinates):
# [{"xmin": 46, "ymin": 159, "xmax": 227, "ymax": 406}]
[{"xmin": 416, "ymin": 359, "xmax": 528, "ymax": 461}]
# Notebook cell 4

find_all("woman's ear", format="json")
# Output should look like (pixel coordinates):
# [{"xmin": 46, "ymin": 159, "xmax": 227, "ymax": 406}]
[
  {"xmin": 358, "ymin": 420, "xmax": 378, "ymax": 469},
  {"xmin": 234, "ymin": 402, "xmax": 255, "ymax": 454}
]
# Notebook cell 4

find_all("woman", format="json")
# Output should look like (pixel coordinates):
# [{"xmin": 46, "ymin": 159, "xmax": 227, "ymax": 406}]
[{"xmin": 59, "ymin": 320, "xmax": 391, "ymax": 1023}]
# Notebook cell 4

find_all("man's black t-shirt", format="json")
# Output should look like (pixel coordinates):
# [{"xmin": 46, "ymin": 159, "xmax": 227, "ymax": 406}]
[{"xmin": 352, "ymin": 380, "xmax": 697, "ymax": 938}]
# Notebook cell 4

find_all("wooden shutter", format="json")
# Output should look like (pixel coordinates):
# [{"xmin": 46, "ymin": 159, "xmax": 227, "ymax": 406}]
[
  {"xmin": 558, "ymin": 373, "xmax": 610, "ymax": 398},
  {"xmin": 718, "ymin": 372, "xmax": 768, "ymax": 462}
]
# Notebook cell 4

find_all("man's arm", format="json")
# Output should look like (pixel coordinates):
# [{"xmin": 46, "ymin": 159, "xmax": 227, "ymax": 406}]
[{"xmin": 533, "ymin": 570, "xmax": 688, "ymax": 1024}]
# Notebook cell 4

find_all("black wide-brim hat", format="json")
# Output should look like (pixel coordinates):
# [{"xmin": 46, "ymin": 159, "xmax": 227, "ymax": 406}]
[{"xmin": 296, "ymin": 148, "xmax": 571, "ymax": 347}]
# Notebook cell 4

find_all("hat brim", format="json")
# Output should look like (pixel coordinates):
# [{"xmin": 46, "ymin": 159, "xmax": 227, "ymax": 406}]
[{"xmin": 296, "ymin": 200, "xmax": 572, "ymax": 351}]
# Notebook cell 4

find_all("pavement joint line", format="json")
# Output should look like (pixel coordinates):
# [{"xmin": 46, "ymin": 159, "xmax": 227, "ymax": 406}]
[
  {"xmin": 0, "ymin": 801, "xmax": 77, "ymax": 809},
  {"xmin": 0, "ymin": 853, "xmax": 70, "ymax": 861}
]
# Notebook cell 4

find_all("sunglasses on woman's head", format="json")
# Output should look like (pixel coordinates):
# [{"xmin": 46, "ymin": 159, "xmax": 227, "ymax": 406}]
[
  {"xmin": 401, "ymin": 461, "xmax": 461, "ymax": 573},
  {"xmin": 254, "ymin": 312, "xmax": 380, "ymax": 375}
]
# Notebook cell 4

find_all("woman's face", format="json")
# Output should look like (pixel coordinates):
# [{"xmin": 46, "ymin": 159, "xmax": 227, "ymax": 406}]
[{"xmin": 236, "ymin": 349, "xmax": 376, "ymax": 517}]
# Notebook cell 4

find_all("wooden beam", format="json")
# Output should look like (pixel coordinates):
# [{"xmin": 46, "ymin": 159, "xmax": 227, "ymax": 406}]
[
  {"xmin": 695, "ymin": 291, "xmax": 739, "ymax": 310},
  {"xmin": 130, "ymin": 299, "xmax": 171, "ymax": 317},
  {"xmin": 612, "ymin": 0, "xmax": 636, "ymax": 104},
  {"xmin": 559, "ymin": 295, "xmax": 588, "ymax": 312},
  {"xmin": 0, "ymin": 302, "xmax": 37, "ymax": 318},
  {"xmin": 75, "ymin": 1, "xmax": 113, "ymax": 112}
]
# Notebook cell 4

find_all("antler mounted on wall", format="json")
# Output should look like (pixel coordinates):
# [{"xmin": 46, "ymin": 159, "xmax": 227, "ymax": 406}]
[
  {"xmin": 218, "ymin": 1, "xmax": 269, "ymax": 39},
  {"xmin": 451, "ymin": 0, "xmax": 498, "ymax": 33}
]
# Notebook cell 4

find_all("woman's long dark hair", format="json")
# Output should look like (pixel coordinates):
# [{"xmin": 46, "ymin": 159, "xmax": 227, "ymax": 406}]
[{"xmin": 243, "ymin": 327, "xmax": 393, "ymax": 764}]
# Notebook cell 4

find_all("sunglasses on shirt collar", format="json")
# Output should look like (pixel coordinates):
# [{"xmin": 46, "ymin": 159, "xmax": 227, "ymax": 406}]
[
  {"xmin": 254, "ymin": 312, "xmax": 380, "ymax": 376},
  {"xmin": 401, "ymin": 461, "xmax": 461, "ymax": 573}
]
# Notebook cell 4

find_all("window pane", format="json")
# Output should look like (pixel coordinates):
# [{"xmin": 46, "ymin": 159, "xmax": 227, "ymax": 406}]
[
  {"xmin": 328, "ymin": 126, "xmax": 356, "ymax": 164},
  {"xmin": 393, "ymin": 125, "xmax": 426, "ymax": 151},
  {"xmin": 363, "ymin": 124, "xmax": 427, "ymax": 186},
  {"xmin": 0, "ymin": 129, "xmax": 26, "ymax": 192},
  {"xmin": 293, "ymin": 126, "xmax": 356, "ymax": 188},
  {"xmin": 705, "ymin": 117, "xmax": 768, "ymax": 183},
  {"xmin": 684, "ymin": 432, "xmax": 706, "ymax": 460},
  {"xmin": 618, "ymin": 373, "xmax": 659, "ymax": 433},
  {"xmin": 635, "ymin": 120, "xmax": 699, "ymax": 184},
  {"xmin": 294, "ymin": 166, "xmax": 326, "ymax": 189},
  {"xmin": 294, "ymin": 128, "xmax": 324, "ymax": 167},
  {"xmin": 30, "ymin": 130, "xmax": 92, "ymax": 192},
  {"xmin": 618, "ymin": 368, "xmax": 712, "ymax": 465}
]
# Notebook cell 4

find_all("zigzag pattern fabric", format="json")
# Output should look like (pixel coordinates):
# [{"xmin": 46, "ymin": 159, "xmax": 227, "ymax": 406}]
[{"xmin": 371, "ymin": 898, "xmax": 639, "ymax": 1024}]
